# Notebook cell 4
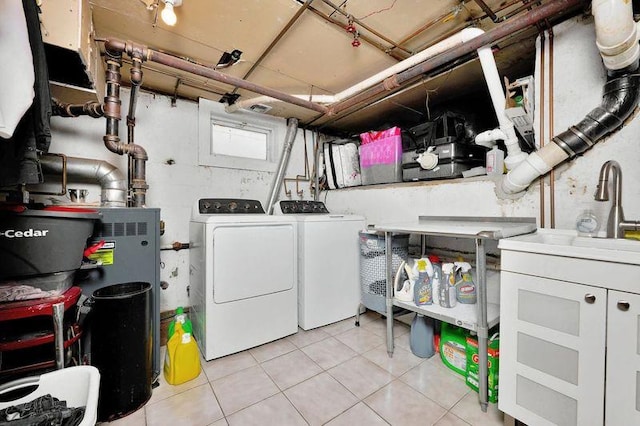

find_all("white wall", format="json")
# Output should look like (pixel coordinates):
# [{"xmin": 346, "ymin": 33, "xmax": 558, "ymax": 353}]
[
  {"xmin": 48, "ymin": 91, "xmax": 312, "ymax": 311},
  {"xmin": 324, "ymin": 16, "xmax": 640, "ymax": 235}
]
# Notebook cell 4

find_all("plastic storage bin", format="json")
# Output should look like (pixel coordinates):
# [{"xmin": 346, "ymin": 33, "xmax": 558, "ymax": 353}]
[
  {"xmin": 358, "ymin": 231, "xmax": 409, "ymax": 314},
  {"xmin": 359, "ymin": 127, "xmax": 403, "ymax": 185},
  {"xmin": 0, "ymin": 366, "xmax": 100, "ymax": 426}
]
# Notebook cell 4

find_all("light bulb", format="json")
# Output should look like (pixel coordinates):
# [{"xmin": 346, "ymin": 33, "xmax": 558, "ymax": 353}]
[{"xmin": 161, "ymin": 1, "xmax": 177, "ymax": 26}]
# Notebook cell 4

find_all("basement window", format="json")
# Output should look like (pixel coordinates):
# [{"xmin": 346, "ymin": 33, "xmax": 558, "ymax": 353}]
[{"xmin": 198, "ymin": 98, "xmax": 284, "ymax": 172}]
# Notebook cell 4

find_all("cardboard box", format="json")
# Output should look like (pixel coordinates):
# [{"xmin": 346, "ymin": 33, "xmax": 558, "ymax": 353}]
[{"xmin": 504, "ymin": 76, "xmax": 534, "ymax": 144}]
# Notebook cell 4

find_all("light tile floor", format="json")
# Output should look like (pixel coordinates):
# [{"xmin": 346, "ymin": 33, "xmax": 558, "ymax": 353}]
[{"xmin": 102, "ymin": 311, "xmax": 504, "ymax": 426}]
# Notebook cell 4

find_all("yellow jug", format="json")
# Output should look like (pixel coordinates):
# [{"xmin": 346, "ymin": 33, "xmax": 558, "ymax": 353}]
[{"xmin": 163, "ymin": 322, "xmax": 201, "ymax": 385}]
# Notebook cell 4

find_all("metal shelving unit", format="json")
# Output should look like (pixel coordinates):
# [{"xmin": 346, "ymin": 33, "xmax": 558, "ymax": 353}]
[{"xmin": 374, "ymin": 216, "xmax": 536, "ymax": 412}]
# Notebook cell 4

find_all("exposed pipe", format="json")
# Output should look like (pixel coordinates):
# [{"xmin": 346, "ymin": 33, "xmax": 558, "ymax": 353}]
[
  {"xmin": 39, "ymin": 154, "xmax": 127, "ymax": 207},
  {"xmin": 473, "ymin": 0, "xmax": 500, "ymax": 22},
  {"xmin": 502, "ymin": 0, "xmax": 640, "ymax": 195},
  {"xmin": 327, "ymin": 0, "xmax": 580, "ymax": 116},
  {"xmin": 317, "ymin": 0, "xmax": 411, "ymax": 56},
  {"xmin": 305, "ymin": 7, "xmax": 407, "ymax": 60},
  {"xmin": 539, "ymin": 30, "xmax": 546, "ymax": 227},
  {"xmin": 103, "ymin": 42, "xmax": 149, "ymax": 207},
  {"xmin": 121, "ymin": 41, "xmax": 329, "ymax": 114},
  {"xmin": 51, "ymin": 99, "xmax": 104, "ymax": 118},
  {"xmin": 226, "ymin": 27, "xmax": 492, "ymax": 114},
  {"xmin": 266, "ymin": 118, "xmax": 299, "ymax": 215},
  {"xmin": 127, "ymin": 51, "xmax": 147, "ymax": 207},
  {"xmin": 548, "ymin": 30, "xmax": 556, "ymax": 228}
]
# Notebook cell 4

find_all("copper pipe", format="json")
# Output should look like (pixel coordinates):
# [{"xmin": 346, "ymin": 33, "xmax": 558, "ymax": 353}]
[
  {"xmin": 328, "ymin": 0, "xmax": 581, "ymax": 117},
  {"xmin": 127, "ymin": 52, "xmax": 146, "ymax": 207},
  {"xmin": 549, "ymin": 29, "xmax": 556, "ymax": 229},
  {"xmin": 318, "ymin": 0, "xmax": 411, "ymax": 56},
  {"xmin": 232, "ymin": 0, "xmax": 315, "ymax": 94},
  {"xmin": 473, "ymin": 0, "xmax": 499, "ymax": 22},
  {"xmin": 146, "ymin": 49, "xmax": 329, "ymax": 113},
  {"xmin": 306, "ymin": 7, "xmax": 406, "ymax": 60},
  {"xmin": 103, "ymin": 41, "xmax": 149, "ymax": 207},
  {"xmin": 51, "ymin": 99, "xmax": 104, "ymax": 118},
  {"xmin": 539, "ymin": 31, "xmax": 546, "ymax": 228},
  {"xmin": 502, "ymin": 0, "xmax": 543, "ymax": 21}
]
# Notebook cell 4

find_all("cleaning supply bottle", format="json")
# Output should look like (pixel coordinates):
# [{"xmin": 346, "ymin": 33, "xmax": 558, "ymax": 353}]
[
  {"xmin": 164, "ymin": 322, "xmax": 201, "ymax": 385},
  {"xmin": 413, "ymin": 258, "xmax": 433, "ymax": 306},
  {"xmin": 454, "ymin": 262, "xmax": 477, "ymax": 304},
  {"xmin": 409, "ymin": 314, "xmax": 435, "ymax": 358},
  {"xmin": 428, "ymin": 255, "xmax": 442, "ymax": 307},
  {"xmin": 439, "ymin": 263, "xmax": 457, "ymax": 308},
  {"xmin": 168, "ymin": 306, "xmax": 192, "ymax": 339},
  {"xmin": 486, "ymin": 145, "xmax": 504, "ymax": 177}
]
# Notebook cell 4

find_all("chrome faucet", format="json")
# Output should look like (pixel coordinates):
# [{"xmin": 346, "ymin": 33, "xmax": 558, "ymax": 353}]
[{"xmin": 594, "ymin": 161, "xmax": 639, "ymax": 238}]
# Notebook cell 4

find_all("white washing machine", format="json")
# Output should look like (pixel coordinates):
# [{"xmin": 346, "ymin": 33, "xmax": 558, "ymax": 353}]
[
  {"xmin": 190, "ymin": 198, "xmax": 298, "ymax": 360},
  {"xmin": 279, "ymin": 201, "xmax": 365, "ymax": 330}
]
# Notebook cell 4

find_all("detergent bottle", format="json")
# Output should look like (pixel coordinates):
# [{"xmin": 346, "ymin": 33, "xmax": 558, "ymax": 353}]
[
  {"xmin": 168, "ymin": 306, "xmax": 192, "ymax": 339},
  {"xmin": 164, "ymin": 322, "xmax": 201, "ymax": 385},
  {"xmin": 439, "ymin": 263, "xmax": 457, "ymax": 308},
  {"xmin": 428, "ymin": 255, "xmax": 442, "ymax": 306},
  {"xmin": 413, "ymin": 258, "xmax": 433, "ymax": 306},
  {"xmin": 454, "ymin": 262, "xmax": 477, "ymax": 304}
]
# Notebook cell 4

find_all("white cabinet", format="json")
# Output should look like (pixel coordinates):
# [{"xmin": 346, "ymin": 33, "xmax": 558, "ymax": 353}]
[
  {"xmin": 498, "ymin": 231, "xmax": 640, "ymax": 426},
  {"xmin": 499, "ymin": 271, "xmax": 606, "ymax": 426},
  {"xmin": 605, "ymin": 291, "xmax": 640, "ymax": 426}
]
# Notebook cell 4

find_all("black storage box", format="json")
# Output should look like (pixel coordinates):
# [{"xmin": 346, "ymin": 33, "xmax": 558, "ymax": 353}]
[
  {"xmin": 402, "ymin": 143, "xmax": 487, "ymax": 181},
  {"xmin": 0, "ymin": 206, "xmax": 100, "ymax": 279}
]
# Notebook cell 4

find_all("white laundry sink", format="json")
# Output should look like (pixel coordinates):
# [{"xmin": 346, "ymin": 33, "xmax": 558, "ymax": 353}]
[{"xmin": 499, "ymin": 229, "xmax": 640, "ymax": 265}]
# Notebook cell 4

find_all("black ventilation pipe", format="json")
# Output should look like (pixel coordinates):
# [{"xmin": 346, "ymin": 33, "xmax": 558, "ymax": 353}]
[{"xmin": 553, "ymin": 71, "xmax": 640, "ymax": 159}]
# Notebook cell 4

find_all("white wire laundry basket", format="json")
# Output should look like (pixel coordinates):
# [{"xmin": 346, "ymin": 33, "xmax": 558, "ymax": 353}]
[{"xmin": 358, "ymin": 231, "xmax": 409, "ymax": 316}]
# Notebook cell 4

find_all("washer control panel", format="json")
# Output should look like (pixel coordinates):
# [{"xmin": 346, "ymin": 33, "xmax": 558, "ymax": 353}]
[
  {"xmin": 198, "ymin": 198, "xmax": 265, "ymax": 214},
  {"xmin": 280, "ymin": 200, "xmax": 329, "ymax": 214}
]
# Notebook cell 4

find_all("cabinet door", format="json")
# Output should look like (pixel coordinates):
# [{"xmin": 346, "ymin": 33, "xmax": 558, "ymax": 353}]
[
  {"xmin": 500, "ymin": 271, "xmax": 607, "ymax": 426},
  {"xmin": 606, "ymin": 291, "xmax": 640, "ymax": 425}
]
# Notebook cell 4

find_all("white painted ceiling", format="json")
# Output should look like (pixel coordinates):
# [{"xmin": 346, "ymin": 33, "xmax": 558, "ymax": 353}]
[{"xmin": 88, "ymin": 0, "xmax": 580, "ymax": 134}]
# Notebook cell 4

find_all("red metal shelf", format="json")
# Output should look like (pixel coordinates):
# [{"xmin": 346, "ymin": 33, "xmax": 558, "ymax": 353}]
[{"xmin": 0, "ymin": 286, "xmax": 81, "ymax": 321}]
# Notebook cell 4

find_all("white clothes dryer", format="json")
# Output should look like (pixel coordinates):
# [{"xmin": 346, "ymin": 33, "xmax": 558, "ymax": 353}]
[
  {"xmin": 190, "ymin": 198, "xmax": 298, "ymax": 360},
  {"xmin": 279, "ymin": 201, "xmax": 365, "ymax": 330}
]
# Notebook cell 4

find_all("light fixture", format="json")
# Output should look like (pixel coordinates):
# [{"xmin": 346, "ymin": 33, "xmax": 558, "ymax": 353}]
[{"xmin": 161, "ymin": 0, "xmax": 181, "ymax": 26}]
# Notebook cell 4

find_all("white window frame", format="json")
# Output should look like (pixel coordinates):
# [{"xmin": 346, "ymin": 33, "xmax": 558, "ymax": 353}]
[{"xmin": 198, "ymin": 98, "xmax": 285, "ymax": 172}]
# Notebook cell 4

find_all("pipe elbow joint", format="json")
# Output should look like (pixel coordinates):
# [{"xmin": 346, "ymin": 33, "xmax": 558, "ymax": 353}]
[{"xmin": 556, "ymin": 74, "xmax": 640, "ymax": 158}]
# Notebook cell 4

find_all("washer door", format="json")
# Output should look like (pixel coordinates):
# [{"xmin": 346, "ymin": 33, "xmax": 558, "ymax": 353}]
[{"xmin": 211, "ymin": 223, "xmax": 295, "ymax": 303}]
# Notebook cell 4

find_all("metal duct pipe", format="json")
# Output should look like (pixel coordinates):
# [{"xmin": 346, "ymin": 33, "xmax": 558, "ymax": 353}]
[
  {"xmin": 40, "ymin": 155, "xmax": 127, "ymax": 207},
  {"xmin": 266, "ymin": 118, "xmax": 299, "ymax": 215},
  {"xmin": 103, "ymin": 43, "xmax": 149, "ymax": 207}
]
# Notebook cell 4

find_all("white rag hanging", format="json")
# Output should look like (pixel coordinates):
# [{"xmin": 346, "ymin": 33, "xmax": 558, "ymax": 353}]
[{"xmin": 0, "ymin": 0, "xmax": 35, "ymax": 139}]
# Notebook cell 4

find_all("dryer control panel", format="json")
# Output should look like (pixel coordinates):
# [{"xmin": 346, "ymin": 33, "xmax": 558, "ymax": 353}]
[
  {"xmin": 198, "ymin": 199, "xmax": 265, "ymax": 214},
  {"xmin": 280, "ymin": 200, "xmax": 329, "ymax": 214}
]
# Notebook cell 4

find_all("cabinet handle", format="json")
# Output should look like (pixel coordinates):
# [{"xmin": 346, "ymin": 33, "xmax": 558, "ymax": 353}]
[
  {"xmin": 618, "ymin": 301, "xmax": 630, "ymax": 311},
  {"xmin": 585, "ymin": 294, "xmax": 596, "ymax": 304}
]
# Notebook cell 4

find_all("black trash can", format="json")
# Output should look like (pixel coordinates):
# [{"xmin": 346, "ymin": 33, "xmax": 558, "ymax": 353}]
[{"xmin": 91, "ymin": 282, "xmax": 152, "ymax": 422}]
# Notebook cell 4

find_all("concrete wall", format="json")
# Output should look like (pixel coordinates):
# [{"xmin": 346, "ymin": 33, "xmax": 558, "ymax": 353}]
[
  {"xmin": 324, "ymin": 16, "xmax": 640, "ymax": 236},
  {"xmin": 48, "ymin": 91, "xmax": 313, "ymax": 311}
]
